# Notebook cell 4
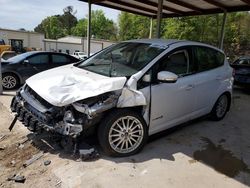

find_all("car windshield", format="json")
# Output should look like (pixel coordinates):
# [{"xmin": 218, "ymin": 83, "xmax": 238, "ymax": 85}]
[
  {"xmin": 7, "ymin": 52, "xmax": 38, "ymax": 62},
  {"xmin": 76, "ymin": 42, "xmax": 166, "ymax": 77}
]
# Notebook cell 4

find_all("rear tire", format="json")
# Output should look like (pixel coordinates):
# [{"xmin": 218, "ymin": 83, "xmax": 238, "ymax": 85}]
[
  {"xmin": 210, "ymin": 94, "xmax": 229, "ymax": 121},
  {"xmin": 2, "ymin": 73, "xmax": 19, "ymax": 90},
  {"xmin": 98, "ymin": 109, "xmax": 148, "ymax": 157}
]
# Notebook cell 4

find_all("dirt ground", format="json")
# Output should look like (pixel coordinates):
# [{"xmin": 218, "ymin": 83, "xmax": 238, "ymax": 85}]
[{"xmin": 0, "ymin": 87, "xmax": 250, "ymax": 188}]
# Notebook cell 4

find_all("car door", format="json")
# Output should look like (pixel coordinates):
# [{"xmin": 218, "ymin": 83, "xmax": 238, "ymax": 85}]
[
  {"xmin": 19, "ymin": 53, "xmax": 50, "ymax": 80},
  {"xmin": 149, "ymin": 47, "xmax": 197, "ymax": 134},
  {"xmin": 192, "ymin": 46, "xmax": 225, "ymax": 115}
]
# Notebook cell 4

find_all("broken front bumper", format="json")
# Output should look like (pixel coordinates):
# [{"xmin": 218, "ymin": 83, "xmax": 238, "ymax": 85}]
[{"xmin": 10, "ymin": 88, "xmax": 83, "ymax": 138}]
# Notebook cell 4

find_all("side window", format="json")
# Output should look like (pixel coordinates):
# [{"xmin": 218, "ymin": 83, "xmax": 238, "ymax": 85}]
[
  {"xmin": 194, "ymin": 46, "xmax": 224, "ymax": 72},
  {"xmin": 52, "ymin": 54, "xmax": 70, "ymax": 64},
  {"xmin": 28, "ymin": 54, "xmax": 49, "ymax": 64},
  {"xmin": 158, "ymin": 49, "xmax": 192, "ymax": 76},
  {"xmin": 238, "ymin": 59, "xmax": 250, "ymax": 65}
]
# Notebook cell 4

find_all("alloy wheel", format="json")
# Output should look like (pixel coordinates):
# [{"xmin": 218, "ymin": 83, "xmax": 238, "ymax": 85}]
[
  {"xmin": 108, "ymin": 116, "xmax": 144, "ymax": 154},
  {"xmin": 2, "ymin": 75, "xmax": 17, "ymax": 89}
]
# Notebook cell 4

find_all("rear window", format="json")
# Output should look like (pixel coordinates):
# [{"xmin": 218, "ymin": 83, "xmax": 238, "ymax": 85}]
[{"xmin": 194, "ymin": 46, "xmax": 224, "ymax": 72}]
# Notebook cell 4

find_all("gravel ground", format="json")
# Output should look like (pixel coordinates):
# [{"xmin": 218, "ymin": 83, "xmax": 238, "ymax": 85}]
[{"xmin": 0, "ymin": 87, "xmax": 250, "ymax": 188}]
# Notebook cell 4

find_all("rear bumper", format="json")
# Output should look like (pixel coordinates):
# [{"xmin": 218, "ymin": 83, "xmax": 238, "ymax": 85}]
[{"xmin": 234, "ymin": 75, "xmax": 250, "ymax": 85}]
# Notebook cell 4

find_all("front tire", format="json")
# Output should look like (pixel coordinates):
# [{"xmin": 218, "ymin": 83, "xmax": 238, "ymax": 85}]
[
  {"xmin": 210, "ymin": 94, "xmax": 230, "ymax": 121},
  {"xmin": 2, "ymin": 73, "xmax": 19, "ymax": 90},
  {"xmin": 98, "ymin": 109, "xmax": 148, "ymax": 157}
]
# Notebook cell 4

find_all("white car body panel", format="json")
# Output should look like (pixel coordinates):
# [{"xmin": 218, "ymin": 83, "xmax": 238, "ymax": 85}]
[
  {"xmin": 149, "ymin": 75, "xmax": 196, "ymax": 135},
  {"xmin": 25, "ymin": 39, "xmax": 233, "ymax": 136},
  {"xmin": 26, "ymin": 64, "xmax": 127, "ymax": 106}
]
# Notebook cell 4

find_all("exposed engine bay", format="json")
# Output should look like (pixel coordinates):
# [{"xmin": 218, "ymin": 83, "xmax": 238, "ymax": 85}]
[{"xmin": 10, "ymin": 84, "xmax": 122, "ymax": 138}]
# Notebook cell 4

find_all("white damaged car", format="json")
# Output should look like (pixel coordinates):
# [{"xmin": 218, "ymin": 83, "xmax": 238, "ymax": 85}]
[{"xmin": 10, "ymin": 39, "xmax": 233, "ymax": 156}]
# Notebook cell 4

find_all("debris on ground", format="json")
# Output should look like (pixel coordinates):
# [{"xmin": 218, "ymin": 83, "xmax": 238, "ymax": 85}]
[
  {"xmin": 23, "ymin": 152, "xmax": 44, "ymax": 167},
  {"xmin": 0, "ymin": 145, "xmax": 6, "ymax": 150},
  {"xmin": 44, "ymin": 160, "xmax": 51, "ymax": 166},
  {"xmin": 7, "ymin": 174, "xmax": 26, "ymax": 183},
  {"xmin": 18, "ymin": 137, "xmax": 29, "ymax": 145},
  {"xmin": 10, "ymin": 160, "xmax": 16, "ymax": 167},
  {"xmin": 55, "ymin": 180, "xmax": 62, "ymax": 186},
  {"xmin": 0, "ymin": 135, "xmax": 7, "ymax": 142},
  {"xmin": 79, "ymin": 148, "xmax": 99, "ymax": 161}
]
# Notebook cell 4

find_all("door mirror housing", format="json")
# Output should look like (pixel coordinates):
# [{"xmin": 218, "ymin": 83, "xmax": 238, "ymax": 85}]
[
  {"xmin": 157, "ymin": 71, "xmax": 178, "ymax": 83},
  {"xmin": 23, "ymin": 59, "xmax": 29, "ymax": 64}
]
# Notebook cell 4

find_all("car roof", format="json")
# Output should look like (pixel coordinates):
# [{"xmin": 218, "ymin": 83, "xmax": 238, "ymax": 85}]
[{"xmin": 124, "ymin": 39, "xmax": 223, "ymax": 53}]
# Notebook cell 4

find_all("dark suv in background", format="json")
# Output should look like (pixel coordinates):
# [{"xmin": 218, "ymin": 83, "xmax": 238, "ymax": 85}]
[
  {"xmin": 1, "ymin": 51, "xmax": 79, "ymax": 89},
  {"xmin": 230, "ymin": 56, "xmax": 250, "ymax": 87}
]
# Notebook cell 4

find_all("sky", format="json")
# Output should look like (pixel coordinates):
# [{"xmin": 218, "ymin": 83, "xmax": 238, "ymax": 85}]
[{"xmin": 0, "ymin": 0, "xmax": 120, "ymax": 31}]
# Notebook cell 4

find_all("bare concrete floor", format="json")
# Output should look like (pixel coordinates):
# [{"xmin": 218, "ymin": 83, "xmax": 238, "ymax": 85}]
[{"xmin": 0, "ymin": 87, "xmax": 250, "ymax": 188}]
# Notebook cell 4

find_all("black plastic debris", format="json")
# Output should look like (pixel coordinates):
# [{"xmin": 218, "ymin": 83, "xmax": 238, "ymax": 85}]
[
  {"xmin": 7, "ymin": 175, "xmax": 26, "ymax": 183},
  {"xmin": 79, "ymin": 148, "xmax": 99, "ymax": 161},
  {"xmin": 44, "ymin": 160, "xmax": 51, "ymax": 166}
]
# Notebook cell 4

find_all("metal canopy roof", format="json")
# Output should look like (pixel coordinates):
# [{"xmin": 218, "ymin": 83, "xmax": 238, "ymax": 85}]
[{"xmin": 80, "ymin": 0, "xmax": 250, "ymax": 18}]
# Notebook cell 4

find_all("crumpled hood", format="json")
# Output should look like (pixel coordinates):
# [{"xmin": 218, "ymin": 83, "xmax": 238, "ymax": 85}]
[{"xmin": 26, "ymin": 64, "xmax": 127, "ymax": 107}]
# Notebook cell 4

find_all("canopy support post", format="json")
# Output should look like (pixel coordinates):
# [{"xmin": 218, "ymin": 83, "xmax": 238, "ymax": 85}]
[
  {"xmin": 219, "ymin": 11, "xmax": 227, "ymax": 50},
  {"xmin": 156, "ymin": 0, "xmax": 163, "ymax": 38},
  {"xmin": 149, "ymin": 17, "xmax": 153, "ymax": 39},
  {"xmin": 0, "ymin": 58, "xmax": 2, "ymax": 94},
  {"xmin": 87, "ymin": 0, "xmax": 92, "ymax": 57}
]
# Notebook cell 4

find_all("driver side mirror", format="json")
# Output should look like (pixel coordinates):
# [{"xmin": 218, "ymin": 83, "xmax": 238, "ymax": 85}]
[
  {"xmin": 23, "ymin": 59, "xmax": 29, "ymax": 64},
  {"xmin": 157, "ymin": 71, "xmax": 178, "ymax": 83}
]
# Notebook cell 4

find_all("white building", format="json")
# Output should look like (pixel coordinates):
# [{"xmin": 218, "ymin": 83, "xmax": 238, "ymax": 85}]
[
  {"xmin": 43, "ymin": 36, "xmax": 115, "ymax": 54},
  {"xmin": 0, "ymin": 28, "xmax": 44, "ymax": 51},
  {"xmin": 0, "ymin": 28, "xmax": 115, "ymax": 54}
]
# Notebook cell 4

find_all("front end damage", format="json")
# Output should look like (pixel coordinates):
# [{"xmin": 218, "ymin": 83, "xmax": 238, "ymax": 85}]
[{"xmin": 10, "ymin": 85, "xmax": 120, "ymax": 139}]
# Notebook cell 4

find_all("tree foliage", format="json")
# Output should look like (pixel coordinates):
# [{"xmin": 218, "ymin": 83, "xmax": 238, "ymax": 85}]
[
  {"xmin": 35, "ymin": 8, "xmax": 117, "ymax": 41},
  {"xmin": 71, "ymin": 10, "xmax": 117, "ymax": 40},
  {"xmin": 118, "ymin": 12, "xmax": 151, "ymax": 40},
  {"xmin": 118, "ymin": 12, "xmax": 250, "ymax": 57},
  {"xmin": 34, "ymin": 6, "xmax": 78, "ymax": 39}
]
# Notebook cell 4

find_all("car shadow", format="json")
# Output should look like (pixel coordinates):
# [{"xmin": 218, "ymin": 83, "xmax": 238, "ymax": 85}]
[
  {"xmin": 25, "ymin": 90, "xmax": 250, "ymax": 186},
  {"xmin": 26, "ymin": 113, "xmax": 250, "ymax": 186}
]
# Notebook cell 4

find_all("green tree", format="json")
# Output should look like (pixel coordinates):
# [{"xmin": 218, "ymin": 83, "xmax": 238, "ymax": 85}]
[
  {"xmin": 71, "ymin": 19, "xmax": 87, "ymax": 37},
  {"xmin": 91, "ymin": 10, "xmax": 117, "ymax": 40},
  {"xmin": 59, "ymin": 6, "xmax": 78, "ymax": 35},
  {"xmin": 34, "ymin": 15, "xmax": 65, "ymax": 39},
  {"xmin": 118, "ymin": 12, "xmax": 151, "ymax": 40},
  {"xmin": 72, "ymin": 10, "xmax": 117, "ymax": 40},
  {"xmin": 34, "ymin": 6, "xmax": 78, "ymax": 39}
]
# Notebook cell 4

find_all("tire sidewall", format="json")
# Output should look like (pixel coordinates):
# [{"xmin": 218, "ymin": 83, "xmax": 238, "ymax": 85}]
[{"xmin": 211, "ymin": 94, "xmax": 229, "ymax": 121}]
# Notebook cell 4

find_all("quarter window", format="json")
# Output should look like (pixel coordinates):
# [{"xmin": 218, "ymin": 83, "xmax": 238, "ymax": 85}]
[
  {"xmin": 194, "ymin": 46, "xmax": 224, "ymax": 72},
  {"xmin": 52, "ymin": 54, "xmax": 70, "ymax": 64}
]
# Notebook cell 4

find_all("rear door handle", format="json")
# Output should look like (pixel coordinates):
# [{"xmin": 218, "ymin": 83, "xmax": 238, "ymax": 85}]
[{"xmin": 185, "ymin": 84, "xmax": 194, "ymax": 90}]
